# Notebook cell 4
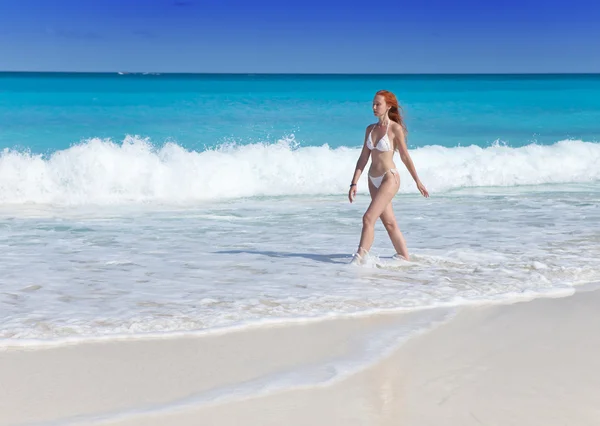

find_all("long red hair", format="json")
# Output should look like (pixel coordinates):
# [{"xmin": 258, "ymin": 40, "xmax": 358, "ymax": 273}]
[{"xmin": 376, "ymin": 90, "xmax": 407, "ymax": 135}]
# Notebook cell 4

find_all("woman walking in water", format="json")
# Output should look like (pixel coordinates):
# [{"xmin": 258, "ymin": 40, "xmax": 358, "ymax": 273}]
[{"xmin": 349, "ymin": 90, "xmax": 429, "ymax": 263}]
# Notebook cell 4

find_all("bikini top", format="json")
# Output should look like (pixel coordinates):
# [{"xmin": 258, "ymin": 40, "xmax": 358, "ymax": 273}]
[{"xmin": 366, "ymin": 121, "xmax": 392, "ymax": 152}]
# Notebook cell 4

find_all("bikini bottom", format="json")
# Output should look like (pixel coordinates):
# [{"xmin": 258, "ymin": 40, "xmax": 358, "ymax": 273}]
[{"xmin": 368, "ymin": 168, "xmax": 399, "ymax": 188}]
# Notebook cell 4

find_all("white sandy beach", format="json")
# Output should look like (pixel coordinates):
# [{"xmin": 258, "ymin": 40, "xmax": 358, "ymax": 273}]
[{"xmin": 2, "ymin": 287, "xmax": 600, "ymax": 426}]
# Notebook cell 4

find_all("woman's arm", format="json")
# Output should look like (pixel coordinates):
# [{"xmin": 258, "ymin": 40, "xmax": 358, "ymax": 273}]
[
  {"xmin": 393, "ymin": 124, "xmax": 429, "ymax": 198},
  {"xmin": 348, "ymin": 127, "xmax": 372, "ymax": 202}
]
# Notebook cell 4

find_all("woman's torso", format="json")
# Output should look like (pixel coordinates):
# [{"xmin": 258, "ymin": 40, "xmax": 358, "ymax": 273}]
[{"xmin": 367, "ymin": 122, "xmax": 396, "ymax": 177}]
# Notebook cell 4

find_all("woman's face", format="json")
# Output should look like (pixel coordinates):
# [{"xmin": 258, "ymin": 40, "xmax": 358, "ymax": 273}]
[{"xmin": 372, "ymin": 95, "xmax": 389, "ymax": 117}]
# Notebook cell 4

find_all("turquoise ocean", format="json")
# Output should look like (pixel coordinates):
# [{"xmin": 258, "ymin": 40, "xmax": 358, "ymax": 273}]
[{"xmin": 1, "ymin": 73, "xmax": 599, "ymax": 344}]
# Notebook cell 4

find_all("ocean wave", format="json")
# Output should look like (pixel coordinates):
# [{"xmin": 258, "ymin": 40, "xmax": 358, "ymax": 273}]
[{"xmin": 0, "ymin": 136, "xmax": 599, "ymax": 205}]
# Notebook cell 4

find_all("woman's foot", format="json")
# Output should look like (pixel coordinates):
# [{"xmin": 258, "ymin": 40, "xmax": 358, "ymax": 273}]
[
  {"xmin": 350, "ymin": 247, "xmax": 369, "ymax": 265},
  {"xmin": 392, "ymin": 253, "xmax": 409, "ymax": 261}
]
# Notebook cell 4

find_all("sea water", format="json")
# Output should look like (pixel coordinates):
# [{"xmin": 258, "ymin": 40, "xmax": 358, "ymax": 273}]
[{"xmin": 1, "ymin": 73, "xmax": 599, "ymax": 343}]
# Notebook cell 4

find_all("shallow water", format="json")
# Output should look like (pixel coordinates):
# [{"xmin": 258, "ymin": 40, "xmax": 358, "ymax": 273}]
[{"xmin": 1, "ymin": 73, "xmax": 599, "ymax": 343}]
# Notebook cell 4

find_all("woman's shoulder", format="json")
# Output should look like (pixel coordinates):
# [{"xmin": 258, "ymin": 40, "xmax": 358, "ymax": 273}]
[{"xmin": 389, "ymin": 121, "xmax": 404, "ymax": 135}]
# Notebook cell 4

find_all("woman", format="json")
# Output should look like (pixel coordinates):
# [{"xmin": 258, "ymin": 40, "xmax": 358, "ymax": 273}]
[{"xmin": 349, "ymin": 90, "xmax": 429, "ymax": 263}]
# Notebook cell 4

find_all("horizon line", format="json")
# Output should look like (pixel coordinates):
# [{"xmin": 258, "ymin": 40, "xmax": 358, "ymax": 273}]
[{"xmin": 1, "ymin": 71, "xmax": 600, "ymax": 76}]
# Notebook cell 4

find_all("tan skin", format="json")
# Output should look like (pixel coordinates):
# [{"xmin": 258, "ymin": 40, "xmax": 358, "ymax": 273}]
[{"xmin": 349, "ymin": 95, "xmax": 429, "ymax": 261}]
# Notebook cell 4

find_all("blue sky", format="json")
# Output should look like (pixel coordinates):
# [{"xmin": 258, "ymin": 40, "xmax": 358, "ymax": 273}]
[{"xmin": 0, "ymin": 0, "xmax": 599, "ymax": 73}]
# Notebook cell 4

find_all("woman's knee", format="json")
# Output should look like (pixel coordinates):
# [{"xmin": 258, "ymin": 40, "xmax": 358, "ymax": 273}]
[
  {"xmin": 362, "ymin": 213, "xmax": 376, "ymax": 228},
  {"xmin": 382, "ymin": 219, "xmax": 398, "ymax": 232}
]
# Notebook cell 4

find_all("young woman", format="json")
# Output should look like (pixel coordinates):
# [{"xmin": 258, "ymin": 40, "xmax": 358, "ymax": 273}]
[{"xmin": 349, "ymin": 90, "xmax": 429, "ymax": 263}]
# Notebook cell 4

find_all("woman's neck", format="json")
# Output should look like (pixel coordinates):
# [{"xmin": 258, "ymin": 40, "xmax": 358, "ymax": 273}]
[{"xmin": 377, "ymin": 116, "xmax": 389, "ymax": 126}]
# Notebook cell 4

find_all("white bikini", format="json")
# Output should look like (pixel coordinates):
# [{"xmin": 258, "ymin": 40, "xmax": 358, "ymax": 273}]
[{"xmin": 366, "ymin": 122, "xmax": 399, "ymax": 188}]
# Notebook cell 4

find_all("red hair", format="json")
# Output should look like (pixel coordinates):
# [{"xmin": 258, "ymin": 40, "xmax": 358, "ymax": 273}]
[{"xmin": 376, "ymin": 90, "xmax": 407, "ymax": 135}]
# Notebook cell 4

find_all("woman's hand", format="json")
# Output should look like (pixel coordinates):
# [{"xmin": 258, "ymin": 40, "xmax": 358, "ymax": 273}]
[
  {"xmin": 416, "ymin": 180, "xmax": 429, "ymax": 198},
  {"xmin": 348, "ymin": 185, "xmax": 357, "ymax": 203}
]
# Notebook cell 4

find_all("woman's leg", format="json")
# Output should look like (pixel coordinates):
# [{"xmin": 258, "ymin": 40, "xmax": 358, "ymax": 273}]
[
  {"xmin": 379, "ymin": 203, "xmax": 409, "ymax": 260},
  {"xmin": 356, "ymin": 174, "xmax": 400, "ymax": 254}
]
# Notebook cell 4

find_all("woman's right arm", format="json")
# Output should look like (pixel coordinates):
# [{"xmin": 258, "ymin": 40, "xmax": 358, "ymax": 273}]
[{"xmin": 348, "ymin": 127, "xmax": 372, "ymax": 203}]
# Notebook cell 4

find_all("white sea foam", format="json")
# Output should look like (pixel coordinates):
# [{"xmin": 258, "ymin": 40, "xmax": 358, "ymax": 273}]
[
  {"xmin": 0, "ymin": 136, "xmax": 599, "ymax": 205},
  {"xmin": 1, "ymin": 184, "xmax": 599, "ymax": 343},
  {"xmin": 1, "ymin": 137, "xmax": 599, "ymax": 343}
]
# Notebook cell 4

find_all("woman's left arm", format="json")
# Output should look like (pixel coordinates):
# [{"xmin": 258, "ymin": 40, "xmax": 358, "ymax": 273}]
[{"xmin": 393, "ymin": 124, "xmax": 429, "ymax": 198}]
